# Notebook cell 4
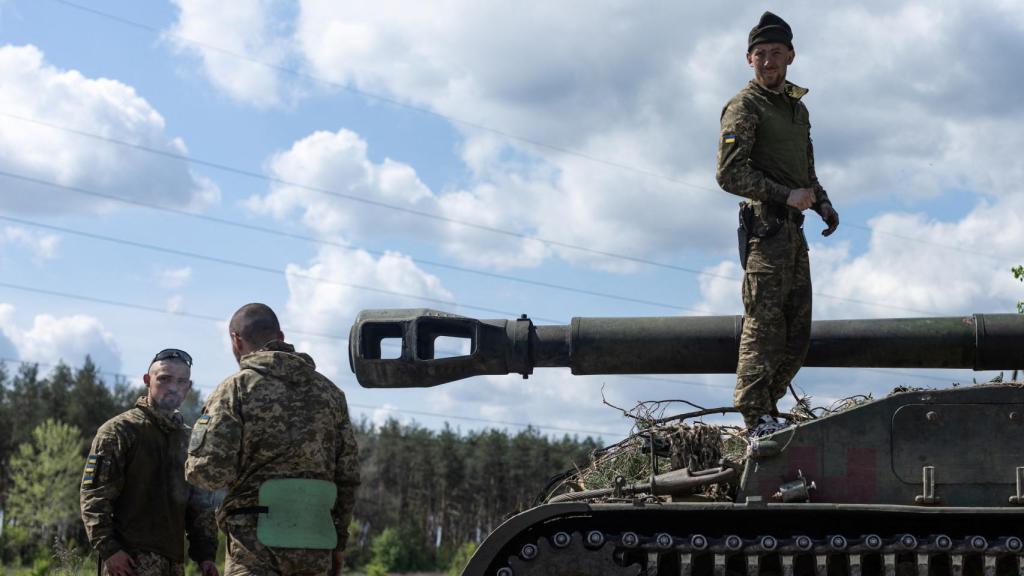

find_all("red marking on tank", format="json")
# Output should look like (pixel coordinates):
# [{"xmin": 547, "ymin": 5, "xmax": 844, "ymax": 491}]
[
  {"xmin": 841, "ymin": 448, "xmax": 877, "ymax": 502},
  {"xmin": 787, "ymin": 446, "xmax": 820, "ymax": 478},
  {"xmin": 764, "ymin": 446, "xmax": 876, "ymax": 502}
]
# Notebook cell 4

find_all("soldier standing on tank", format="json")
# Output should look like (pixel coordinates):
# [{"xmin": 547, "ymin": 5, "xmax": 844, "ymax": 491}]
[
  {"xmin": 185, "ymin": 303, "xmax": 360, "ymax": 576},
  {"xmin": 716, "ymin": 12, "xmax": 840, "ymax": 432},
  {"xmin": 80, "ymin": 348, "xmax": 219, "ymax": 576}
]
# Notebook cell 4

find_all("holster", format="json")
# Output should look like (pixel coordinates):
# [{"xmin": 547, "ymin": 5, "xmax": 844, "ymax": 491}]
[{"xmin": 737, "ymin": 202, "xmax": 754, "ymax": 270}]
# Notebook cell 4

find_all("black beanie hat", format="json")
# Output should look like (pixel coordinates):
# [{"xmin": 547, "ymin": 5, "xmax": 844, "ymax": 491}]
[{"xmin": 748, "ymin": 11, "xmax": 793, "ymax": 52}]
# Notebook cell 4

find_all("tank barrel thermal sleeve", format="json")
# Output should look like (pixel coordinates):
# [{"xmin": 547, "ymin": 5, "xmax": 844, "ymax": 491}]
[{"xmin": 349, "ymin": 309, "xmax": 1024, "ymax": 388}]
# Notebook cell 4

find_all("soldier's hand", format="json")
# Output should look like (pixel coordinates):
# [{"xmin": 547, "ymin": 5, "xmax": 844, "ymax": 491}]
[
  {"xmin": 199, "ymin": 560, "xmax": 219, "ymax": 576},
  {"xmin": 105, "ymin": 551, "xmax": 137, "ymax": 576},
  {"xmin": 819, "ymin": 202, "xmax": 839, "ymax": 236},
  {"xmin": 786, "ymin": 188, "xmax": 815, "ymax": 211}
]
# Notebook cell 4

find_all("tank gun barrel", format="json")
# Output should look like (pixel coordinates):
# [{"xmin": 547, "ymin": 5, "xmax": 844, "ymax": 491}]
[{"xmin": 348, "ymin": 309, "xmax": 1024, "ymax": 388}]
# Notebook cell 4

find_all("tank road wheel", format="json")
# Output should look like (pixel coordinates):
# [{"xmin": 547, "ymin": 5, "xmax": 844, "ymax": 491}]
[{"xmin": 504, "ymin": 532, "xmax": 640, "ymax": 576}]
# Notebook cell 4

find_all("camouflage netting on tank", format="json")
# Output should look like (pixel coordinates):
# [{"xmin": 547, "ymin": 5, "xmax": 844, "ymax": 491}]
[{"xmin": 544, "ymin": 391, "xmax": 877, "ymax": 504}]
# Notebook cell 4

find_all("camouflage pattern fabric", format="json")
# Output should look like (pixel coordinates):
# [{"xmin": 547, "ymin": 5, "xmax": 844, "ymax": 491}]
[
  {"xmin": 716, "ymin": 80, "xmax": 831, "ymax": 211},
  {"xmin": 733, "ymin": 220, "xmax": 812, "ymax": 427},
  {"xmin": 185, "ymin": 340, "xmax": 360, "ymax": 571},
  {"xmin": 80, "ymin": 396, "xmax": 218, "ymax": 564},
  {"xmin": 100, "ymin": 550, "xmax": 185, "ymax": 576},
  {"xmin": 717, "ymin": 80, "xmax": 827, "ymax": 428},
  {"xmin": 222, "ymin": 515, "xmax": 331, "ymax": 576}
]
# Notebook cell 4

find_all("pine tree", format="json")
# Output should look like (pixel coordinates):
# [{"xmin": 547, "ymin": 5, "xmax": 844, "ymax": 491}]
[{"xmin": 6, "ymin": 419, "xmax": 83, "ymax": 544}]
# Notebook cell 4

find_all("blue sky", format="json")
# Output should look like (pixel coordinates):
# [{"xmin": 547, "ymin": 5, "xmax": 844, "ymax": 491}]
[{"xmin": 1, "ymin": 0, "xmax": 1021, "ymax": 440}]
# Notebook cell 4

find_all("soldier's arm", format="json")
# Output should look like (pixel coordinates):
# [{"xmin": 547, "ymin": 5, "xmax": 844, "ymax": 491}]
[
  {"xmin": 185, "ymin": 377, "xmax": 244, "ymax": 490},
  {"xmin": 807, "ymin": 135, "xmax": 833, "ymax": 214},
  {"xmin": 332, "ymin": 390, "xmax": 361, "ymax": 551},
  {"xmin": 716, "ymin": 97, "xmax": 793, "ymax": 205},
  {"xmin": 79, "ymin": 422, "xmax": 130, "ymax": 561},
  {"xmin": 184, "ymin": 484, "xmax": 219, "ymax": 565}
]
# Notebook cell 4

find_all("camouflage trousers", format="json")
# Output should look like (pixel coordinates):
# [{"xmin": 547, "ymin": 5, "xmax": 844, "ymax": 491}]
[
  {"xmin": 101, "ymin": 550, "xmax": 184, "ymax": 576},
  {"xmin": 223, "ymin": 515, "xmax": 333, "ymax": 576},
  {"xmin": 734, "ymin": 218, "xmax": 812, "ymax": 428}
]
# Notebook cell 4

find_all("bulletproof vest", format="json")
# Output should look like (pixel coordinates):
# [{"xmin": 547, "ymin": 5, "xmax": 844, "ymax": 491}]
[{"xmin": 747, "ymin": 83, "xmax": 812, "ymax": 191}]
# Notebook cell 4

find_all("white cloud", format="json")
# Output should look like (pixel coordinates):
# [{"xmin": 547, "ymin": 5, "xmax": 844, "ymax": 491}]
[
  {"xmin": 370, "ymin": 403, "xmax": 408, "ymax": 427},
  {"xmin": 812, "ymin": 195, "xmax": 1024, "ymax": 319},
  {"xmin": 166, "ymin": 0, "xmax": 298, "ymax": 108},
  {"xmin": 696, "ymin": 193, "xmax": 1024, "ymax": 320},
  {"xmin": 157, "ymin": 266, "xmax": 193, "ymax": 290},
  {"xmin": 281, "ymin": 244, "xmax": 455, "ymax": 378},
  {"xmin": 166, "ymin": 295, "xmax": 186, "ymax": 314},
  {"xmin": 1, "ymin": 226, "xmax": 60, "ymax": 260},
  {"xmin": 0, "ymin": 44, "xmax": 219, "ymax": 214},
  {"xmin": 693, "ymin": 261, "xmax": 743, "ymax": 316},
  {"xmin": 174, "ymin": 1, "xmax": 1024, "ymax": 273},
  {"xmin": 0, "ymin": 304, "xmax": 121, "ymax": 372}
]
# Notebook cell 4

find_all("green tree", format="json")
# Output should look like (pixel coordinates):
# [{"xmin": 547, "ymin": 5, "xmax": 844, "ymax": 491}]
[
  {"xmin": 6, "ymin": 420, "xmax": 84, "ymax": 546},
  {"xmin": 1014, "ymin": 265, "xmax": 1023, "ymax": 314},
  {"xmin": 365, "ymin": 527, "xmax": 401, "ymax": 575},
  {"xmin": 446, "ymin": 542, "xmax": 477, "ymax": 576}
]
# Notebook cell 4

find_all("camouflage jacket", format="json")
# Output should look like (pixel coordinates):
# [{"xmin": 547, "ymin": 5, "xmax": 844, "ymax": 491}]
[
  {"xmin": 717, "ymin": 80, "xmax": 831, "ymax": 216},
  {"xmin": 80, "ymin": 396, "xmax": 218, "ymax": 563},
  {"xmin": 185, "ymin": 341, "xmax": 360, "ymax": 550}
]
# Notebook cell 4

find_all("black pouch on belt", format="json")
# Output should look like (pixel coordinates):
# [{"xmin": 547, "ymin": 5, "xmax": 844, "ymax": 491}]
[{"xmin": 737, "ymin": 202, "xmax": 754, "ymax": 270}]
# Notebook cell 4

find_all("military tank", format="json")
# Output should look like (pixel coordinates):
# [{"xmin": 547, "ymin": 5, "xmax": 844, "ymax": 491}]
[{"xmin": 349, "ymin": 309, "xmax": 1024, "ymax": 576}]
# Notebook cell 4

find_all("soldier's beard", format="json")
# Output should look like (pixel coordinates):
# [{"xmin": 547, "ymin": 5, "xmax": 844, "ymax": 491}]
[{"xmin": 151, "ymin": 394, "xmax": 181, "ymax": 413}]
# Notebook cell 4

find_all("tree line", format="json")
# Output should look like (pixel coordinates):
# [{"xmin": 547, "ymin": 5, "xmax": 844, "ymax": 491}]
[{"xmin": 0, "ymin": 358, "xmax": 601, "ymax": 573}]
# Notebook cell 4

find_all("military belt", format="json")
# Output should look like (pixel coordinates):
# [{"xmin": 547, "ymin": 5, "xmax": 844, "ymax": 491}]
[{"xmin": 225, "ymin": 506, "xmax": 269, "ymax": 516}]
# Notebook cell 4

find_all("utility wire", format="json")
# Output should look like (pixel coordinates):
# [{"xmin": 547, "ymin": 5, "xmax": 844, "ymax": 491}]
[
  {"xmin": 0, "ymin": 282, "xmax": 971, "ymax": 396},
  {"xmin": 0, "ymin": 214, "xmax": 565, "ymax": 323},
  {"xmin": 0, "ymin": 280, "xmax": 347, "ymax": 341},
  {"xmin": 44, "ymin": 0, "xmax": 1006, "ymax": 264},
  {"xmin": 0, "ymin": 114, "xmax": 942, "ymax": 316},
  {"xmin": 0, "ymin": 280, "xmax": 734, "ymax": 392},
  {"xmin": 0, "ymin": 280, "xmax": 974, "ymax": 401},
  {"xmin": 0, "ymin": 112, "xmax": 725, "ymax": 279},
  {"xmin": 0, "ymin": 355, "xmax": 618, "ymax": 437},
  {"xmin": 0, "ymin": 170, "xmax": 704, "ymax": 314},
  {"xmin": 46, "ymin": 0, "xmax": 713, "ymax": 193}
]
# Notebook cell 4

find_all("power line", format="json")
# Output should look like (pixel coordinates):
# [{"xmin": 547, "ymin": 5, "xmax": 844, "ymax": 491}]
[
  {"xmin": 0, "ymin": 170, "xmax": 703, "ymax": 314},
  {"xmin": 0, "ymin": 214, "xmax": 565, "ymax": 323},
  {"xmin": 0, "ymin": 281, "xmax": 981, "ymax": 398},
  {"xmin": 0, "ymin": 279, "xmax": 731, "ymax": 393},
  {"xmin": 0, "ymin": 280, "xmax": 348, "ymax": 341},
  {"xmin": 46, "ymin": 0, "xmax": 715, "ymax": 193},
  {"xmin": 0, "ymin": 114, "xmax": 941, "ymax": 316},
  {"xmin": 843, "ymin": 222, "xmax": 999, "ymax": 261},
  {"xmin": 344, "ymin": 402, "xmax": 616, "ymax": 437},
  {"xmin": 43, "ymin": 0, "xmax": 1007, "ymax": 265},
  {"xmin": 0, "ymin": 112, "xmax": 727, "ymax": 280},
  {"xmin": 0, "ymin": 355, "xmax": 618, "ymax": 437}
]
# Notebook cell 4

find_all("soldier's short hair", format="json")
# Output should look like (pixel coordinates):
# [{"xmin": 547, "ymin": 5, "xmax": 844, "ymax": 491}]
[{"xmin": 230, "ymin": 303, "xmax": 282, "ymax": 348}]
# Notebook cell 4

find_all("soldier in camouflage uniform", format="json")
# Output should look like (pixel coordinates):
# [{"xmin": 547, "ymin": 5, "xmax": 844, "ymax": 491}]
[
  {"xmin": 80, "ymin": 349, "xmax": 219, "ymax": 576},
  {"xmin": 716, "ymin": 12, "xmax": 840, "ymax": 430},
  {"xmin": 185, "ymin": 303, "xmax": 360, "ymax": 576}
]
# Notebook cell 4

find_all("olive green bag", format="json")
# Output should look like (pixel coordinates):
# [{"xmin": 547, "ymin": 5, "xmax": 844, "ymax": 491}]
[{"xmin": 256, "ymin": 478, "xmax": 337, "ymax": 549}]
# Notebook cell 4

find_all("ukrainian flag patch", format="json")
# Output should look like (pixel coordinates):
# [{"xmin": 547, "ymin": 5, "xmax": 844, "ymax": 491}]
[
  {"xmin": 83, "ymin": 455, "xmax": 98, "ymax": 485},
  {"xmin": 723, "ymin": 132, "xmax": 736, "ymax": 144},
  {"xmin": 196, "ymin": 414, "xmax": 211, "ymax": 427}
]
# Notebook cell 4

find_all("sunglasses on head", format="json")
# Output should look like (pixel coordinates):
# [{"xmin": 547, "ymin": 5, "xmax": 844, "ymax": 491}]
[{"xmin": 151, "ymin": 348, "xmax": 193, "ymax": 367}]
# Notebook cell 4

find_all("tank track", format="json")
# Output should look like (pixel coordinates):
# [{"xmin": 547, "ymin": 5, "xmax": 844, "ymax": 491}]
[
  {"xmin": 499, "ymin": 530, "xmax": 1024, "ymax": 576},
  {"xmin": 466, "ymin": 503, "xmax": 1024, "ymax": 576}
]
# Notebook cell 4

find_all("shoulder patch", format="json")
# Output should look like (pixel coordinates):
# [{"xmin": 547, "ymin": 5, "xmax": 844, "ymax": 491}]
[
  {"xmin": 723, "ymin": 132, "xmax": 736, "ymax": 144},
  {"xmin": 82, "ymin": 454, "xmax": 104, "ymax": 487},
  {"xmin": 189, "ymin": 418, "xmax": 210, "ymax": 454}
]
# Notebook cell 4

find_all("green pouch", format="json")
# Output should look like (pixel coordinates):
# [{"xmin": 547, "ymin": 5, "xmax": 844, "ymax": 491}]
[{"xmin": 256, "ymin": 478, "xmax": 337, "ymax": 549}]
